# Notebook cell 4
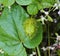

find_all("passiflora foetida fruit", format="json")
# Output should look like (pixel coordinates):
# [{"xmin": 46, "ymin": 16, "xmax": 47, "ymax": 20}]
[{"xmin": 23, "ymin": 18, "xmax": 38, "ymax": 39}]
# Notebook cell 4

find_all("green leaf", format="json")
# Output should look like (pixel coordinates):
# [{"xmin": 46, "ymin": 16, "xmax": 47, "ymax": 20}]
[
  {"xmin": 27, "ymin": 3, "xmax": 38, "ymax": 15},
  {"xmin": 38, "ymin": 0, "xmax": 56, "ymax": 9},
  {"xmin": 41, "ymin": 0, "xmax": 56, "ymax": 5},
  {"xmin": 41, "ymin": 2, "xmax": 52, "ymax": 8},
  {"xmin": 16, "ymin": 0, "xmax": 32, "ymax": 5},
  {"xmin": 0, "ymin": 0, "xmax": 15, "ymax": 7},
  {"xmin": 0, "ymin": 4, "xmax": 28, "ymax": 56}
]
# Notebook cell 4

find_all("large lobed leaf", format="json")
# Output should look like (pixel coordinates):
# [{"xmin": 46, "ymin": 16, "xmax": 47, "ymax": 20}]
[{"xmin": 0, "ymin": 3, "xmax": 43, "ymax": 56}]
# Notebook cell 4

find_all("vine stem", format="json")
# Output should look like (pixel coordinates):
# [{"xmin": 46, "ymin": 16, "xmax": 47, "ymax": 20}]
[
  {"xmin": 48, "ymin": 23, "xmax": 50, "ymax": 56},
  {"xmin": 37, "ymin": 46, "xmax": 41, "ymax": 56}
]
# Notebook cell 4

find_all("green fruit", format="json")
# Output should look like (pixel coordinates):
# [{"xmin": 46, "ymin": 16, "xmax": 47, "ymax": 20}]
[{"xmin": 23, "ymin": 18, "xmax": 38, "ymax": 39}]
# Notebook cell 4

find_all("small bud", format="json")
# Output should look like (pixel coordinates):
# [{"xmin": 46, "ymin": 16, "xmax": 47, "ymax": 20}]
[
  {"xmin": 0, "ymin": 49, "xmax": 2, "ymax": 52},
  {"xmin": 29, "ymin": 54, "xmax": 33, "ymax": 56},
  {"xmin": 41, "ymin": 16, "xmax": 46, "ymax": 24},
  {"xmin": 8, "ymin": 6, "xmax": 11, "ymax": 9},
  {"xmin": 58, "ymin": 10, "xmax": 60, "ymax": 16},
  {"xmin": 53, "ymin": 3, "xmax": 57, "ymax": 7},
  {"xmin": 44, "ymin": 11, "xmax": 49, "ymax": 15},
  {"xmin": 32, "ymin": 52, "xmax": 36, "ymax": 55},
  {"xmin": 57, "ymin": 36, "xmax": 60, "ymax": 40},
  {"xmin": 54, "ymin": 19, "xmax": 57, "ymax": 23},
  {"xmin": 1, "ymin": 51, "xmax": 4, "ymax": 54},
  {"xmin": 0, "ymin": 49, "xmax": 4, "ymax": 54},
  {"xmin": 51, "ymin": 47, "xmax": 55, "ymax": 50},
  {"xmin": 41, "ymin": 47, "xmax": 47, "ymax": 51}
]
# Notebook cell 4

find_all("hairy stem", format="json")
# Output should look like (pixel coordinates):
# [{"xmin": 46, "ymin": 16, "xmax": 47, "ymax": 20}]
[{"xmin": 37, "ymin": 46, "xmax": 41, "ymax": 56}]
